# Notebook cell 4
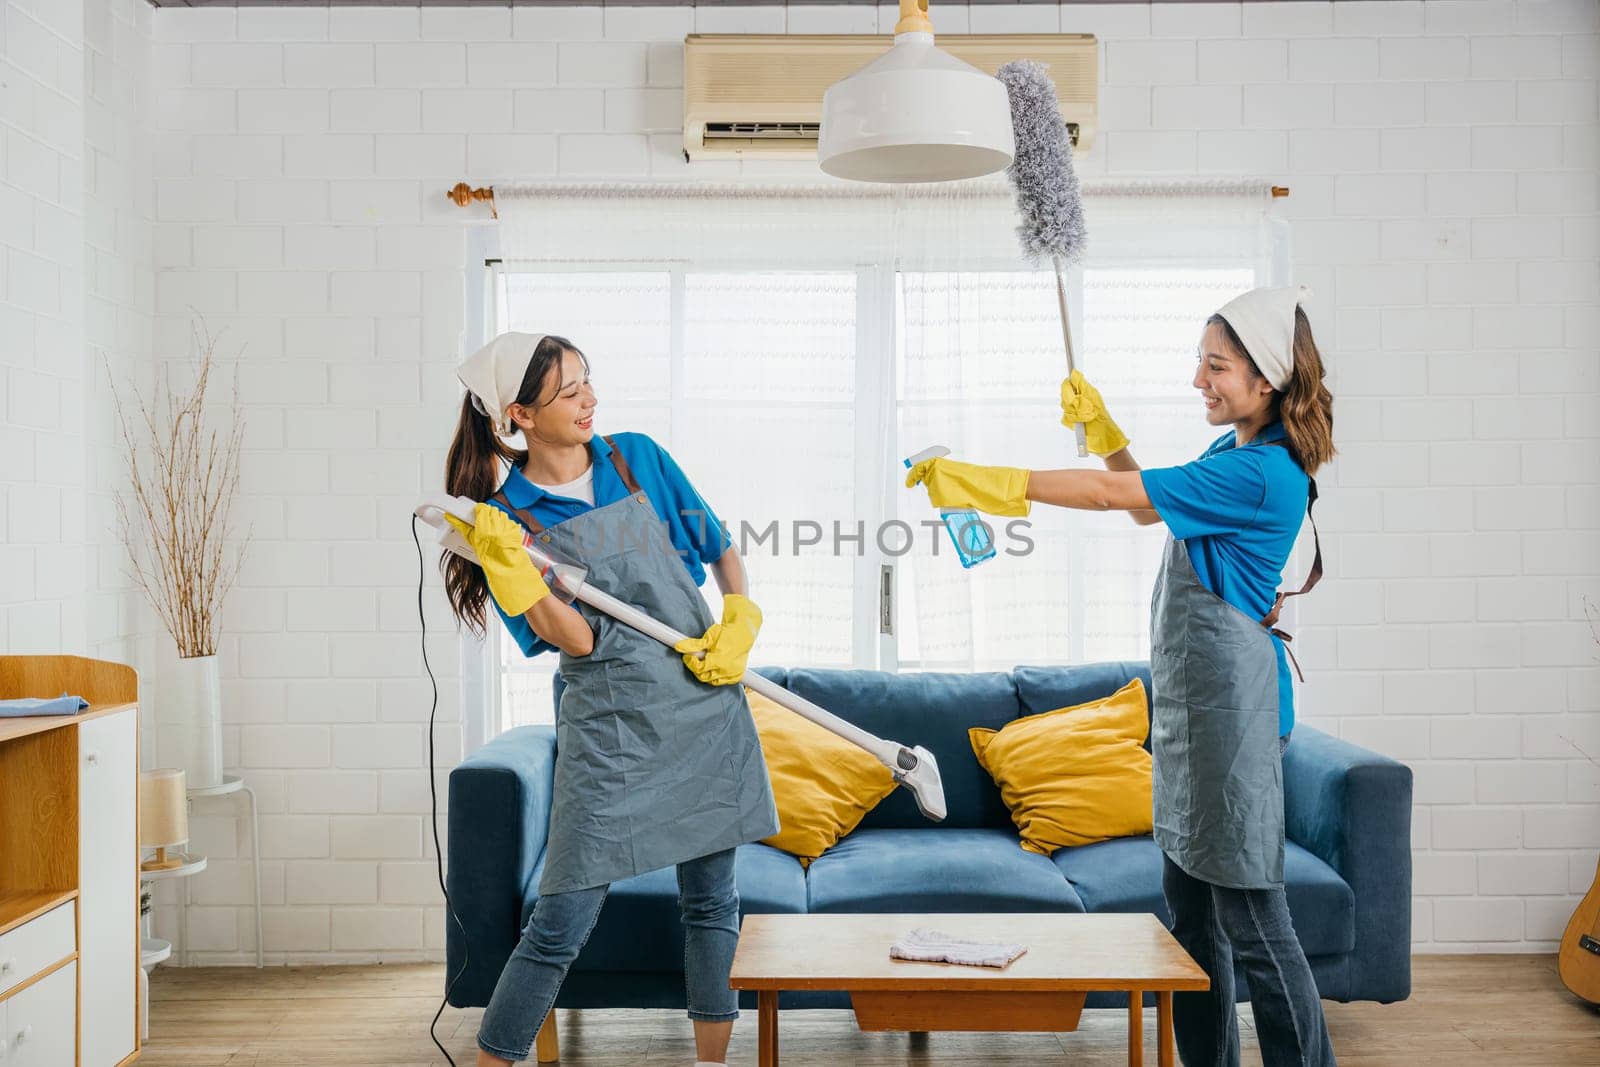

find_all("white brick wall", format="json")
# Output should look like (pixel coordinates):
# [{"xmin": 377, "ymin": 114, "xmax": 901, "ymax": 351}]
[
  {"xmin": 1, "ymin": 0, "xmax": 1574, "ymax": 961},
  {"xmin": 4, "ymin": 0, "xmax": 180, "ymax": 947},
  {"xmin": 2, "ymin": 0, "xmax": 87, "ymax": 655},
  {"xmin": 5, "ymin": 0, "xmax": 162, "ymax": 660}
]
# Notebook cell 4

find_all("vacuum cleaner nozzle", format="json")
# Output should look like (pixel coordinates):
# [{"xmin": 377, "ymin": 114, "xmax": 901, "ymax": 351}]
[{"xmin": 895, "ymin": 745, "xmax": 947, "ymax": 822}]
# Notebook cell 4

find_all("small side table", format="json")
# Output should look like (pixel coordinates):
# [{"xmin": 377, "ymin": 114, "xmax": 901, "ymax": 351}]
[
  {"xmin": 186, "ymin": 775, "xmax": 264, "ymax": 968},
  {"xmin": 140, "ymin": 852, "xmax": 206, "ymax": 1035},
  {"xmin": 138, "ymin": 937, "xmax": 172, "ymax": 1040}
]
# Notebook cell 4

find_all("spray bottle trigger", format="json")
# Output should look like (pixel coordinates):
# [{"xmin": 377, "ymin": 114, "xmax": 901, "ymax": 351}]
[{"xmin": 903, "ymin": 444, "xmax": 951, "ymax": 469}]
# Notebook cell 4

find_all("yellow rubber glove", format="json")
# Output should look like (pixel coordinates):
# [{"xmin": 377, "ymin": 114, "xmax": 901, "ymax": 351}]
[
  {"xmin": 675, "ymin": 594, "xmax": 762, "ymax": 686},
  {"xmin": 1059, "ymin": 370, "xmax": 1130, "ymax": 456},
  {"xmin": 446, "ymin": 503, "xmax": 550, "ymax": 617},
  {"xmin": 904, "ymin": 457, "xmax": 1031, "ymax": 517}
]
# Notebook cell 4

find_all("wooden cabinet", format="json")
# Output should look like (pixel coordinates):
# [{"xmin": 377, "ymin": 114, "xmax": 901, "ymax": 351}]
[
  {"xmin": 1, "ymin": 655, "xmax": 141, "ymax": 1066},
  {"xmin": 79, "ymin": 710, "xmax": 138, "ymax": 1065},
  {"xmin": 2, "ymin": 961, "xmax": 76, "ymax": 1066},
  {"xmin": 0, "ymin": 904, "xmax": 74, "ymax": 993}
]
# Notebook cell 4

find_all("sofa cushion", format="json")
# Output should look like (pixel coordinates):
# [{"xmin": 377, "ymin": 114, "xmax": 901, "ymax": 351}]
[
  {"xmin": 747, "ymin": 687, "xmax": 898, "ymax": 867},
  {"xmin": 1013, "ymin": 662, "xmax": 1152, "ymax": 740},
  {"xmin": 783, "ymin": 669, "xmax": 1021, "ymax": 829},
  {"xmin": 543, "ymin": 843, "xmax": 805, "ymax": 975},
  {"xmin": 970, "ymin": 677, "xmax": 1154, "ymax": 854},
  {"xmin": 806, "ymin": 828, "xmax": 1086, "ymax": 914},
  {"xmin": 1050, "ymin": 836, "xmax": 1356, "ymax": 957}
]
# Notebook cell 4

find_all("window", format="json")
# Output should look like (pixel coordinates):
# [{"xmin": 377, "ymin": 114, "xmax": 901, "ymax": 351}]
[{"xmin": 491, "ymin": 260, "xmax": 1263, "ymax": 732}]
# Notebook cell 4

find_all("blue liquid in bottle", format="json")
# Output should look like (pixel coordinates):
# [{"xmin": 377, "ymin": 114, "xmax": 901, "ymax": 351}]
[
  {"xmin": 904, "ymin": 446, "xmax": 998, "ymax": 569},
  {"xmin": 940, "ymin": 509, "xmax": 998, "ymax": 569}
]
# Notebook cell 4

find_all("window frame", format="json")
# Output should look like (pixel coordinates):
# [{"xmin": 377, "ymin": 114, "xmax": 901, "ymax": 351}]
[{"xmin": 459, "ymin": 218, "xmax": 1294, "ymax": 752}]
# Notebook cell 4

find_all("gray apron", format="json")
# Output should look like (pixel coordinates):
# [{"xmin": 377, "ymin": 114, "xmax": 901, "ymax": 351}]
[
  {"xmin": 1149, "ymin": 456, "xmax": 1322, "ymax": 891},
  {"xmin": 493, "ymin": 439, "xmax": 779, "ymax": 897}
]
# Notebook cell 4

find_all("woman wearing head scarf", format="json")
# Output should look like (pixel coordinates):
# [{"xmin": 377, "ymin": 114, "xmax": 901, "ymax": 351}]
[
  {"xmin": 443, "ymin": 332, "xmax": 778, "ymax": 1067},
  {"xmin": 907, "ymin": 287, "xmax": 1338, "ymax": 1067}
]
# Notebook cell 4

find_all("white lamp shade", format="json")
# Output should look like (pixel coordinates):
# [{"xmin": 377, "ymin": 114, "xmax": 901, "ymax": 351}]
[
  {"xmin": 818, "ymin": 32, "xmax": 1015, "ymax": 184},
  {"xmin": 139, "ymin": 768, "xmax": 188, "ymax": 849}
]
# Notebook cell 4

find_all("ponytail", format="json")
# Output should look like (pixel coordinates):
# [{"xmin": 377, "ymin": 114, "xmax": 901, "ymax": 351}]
[
  {"xmin": 440, "ymin": 334, "xmax": 587, "ymax": 636},
  {"xmin": 1278, "ymin": 307, "xmax": 1336, "ymax": 476},
  {"xmin": 442, "ymin": 394, "xmax": 520, "ymax": 637}
]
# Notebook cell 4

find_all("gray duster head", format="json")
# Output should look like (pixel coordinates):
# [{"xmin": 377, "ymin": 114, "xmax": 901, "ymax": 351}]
[{"xmin": 998, "ymin": 59, "xmax": 1087, "ymax": 265}]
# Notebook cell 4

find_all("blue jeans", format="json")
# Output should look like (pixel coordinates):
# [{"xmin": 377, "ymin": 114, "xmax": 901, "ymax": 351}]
[
  {"xmin": 476, "ymin": 847, "xmax": 741, "ymax": 1062},
  {"xmin": 1159, "ymin": 735, "xmax": 1336, "ymax": 1067}
]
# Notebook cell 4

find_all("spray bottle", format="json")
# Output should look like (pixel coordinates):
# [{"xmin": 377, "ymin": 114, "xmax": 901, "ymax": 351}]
[{"xmin": 903, "ymin": 446, "xmax": 998, "ymax": 569}]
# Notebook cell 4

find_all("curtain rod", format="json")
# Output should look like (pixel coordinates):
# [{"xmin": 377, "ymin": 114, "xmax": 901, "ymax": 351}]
[{"xmin": 448, "ymin": 179, "xmax": 1290, "ymax": 214}]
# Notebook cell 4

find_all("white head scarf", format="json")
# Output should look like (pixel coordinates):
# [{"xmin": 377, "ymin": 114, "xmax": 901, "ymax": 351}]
[
  {"xmin": 457, "ymin": 331, "xmax": 547, "ymax": 436},
  {"xmin": 1213, "ymin": 285, "xmax": 1312, "ymax": 391}
]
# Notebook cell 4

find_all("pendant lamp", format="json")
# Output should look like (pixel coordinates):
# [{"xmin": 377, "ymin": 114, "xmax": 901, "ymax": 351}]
[{"xmin": 818, "ymin": 0, "xmax": 1015, "ymax": 183}]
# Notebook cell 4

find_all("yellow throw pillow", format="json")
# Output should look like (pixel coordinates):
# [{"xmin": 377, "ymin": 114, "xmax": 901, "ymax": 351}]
[
  {"xmin": 746, "ymin": 687, "xmax": 898, "ymax": 867},
  {"xmin": 969, "ymin": 677, "xmax": 1153, "ymax": 855}
]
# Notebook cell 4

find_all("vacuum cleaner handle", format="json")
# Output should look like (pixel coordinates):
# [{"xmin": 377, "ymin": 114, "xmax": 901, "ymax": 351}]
[
  {"xmin": 415, "ymin": 492, "xmax": 478, "ymax": 529},
  {"xmin": 414, "ymin": 493, "xmax": 589, "ymax": 601},
  {"xmin": 413, "ymin": 493, "xmax": 948, "ymax": 822},
  {"xmin": 414, "ymin": 493, "xmax": 482, "ymax": 565}
]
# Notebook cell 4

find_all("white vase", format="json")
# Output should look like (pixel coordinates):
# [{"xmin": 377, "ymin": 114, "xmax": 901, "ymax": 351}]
[{"xmin": 156, "ymin": 651, "xmax": 223, "ymax": 790}]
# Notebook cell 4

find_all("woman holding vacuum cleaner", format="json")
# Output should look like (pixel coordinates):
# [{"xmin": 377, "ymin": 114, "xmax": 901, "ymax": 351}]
[
  {"xmin": 908, "ymin": 286, "xmax": 1337, "ymax": 1067},
  {"xmin": 441, "ymin": 331, "xmax": 778, "ymax": 1067}
]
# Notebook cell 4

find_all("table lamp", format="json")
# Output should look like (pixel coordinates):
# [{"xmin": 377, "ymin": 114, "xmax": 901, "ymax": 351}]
[{"xmin": 139, "ymin": 768, "xmax": 188, "ymax": 872}]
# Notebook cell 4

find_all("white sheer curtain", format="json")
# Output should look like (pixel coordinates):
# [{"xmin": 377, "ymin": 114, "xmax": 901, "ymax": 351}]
[
  {"xmin": 490, "ymin": 180, "xmax": 1283, "ymax": 723},
  {"xmin": 881, "ymin": 180, "xmax": 1282, "ymax": 672}
]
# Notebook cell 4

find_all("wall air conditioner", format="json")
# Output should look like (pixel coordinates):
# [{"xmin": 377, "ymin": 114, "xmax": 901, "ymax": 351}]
[{"xmin": 684, "ymin": 34, "xmax": 1098, "ymax": 163}]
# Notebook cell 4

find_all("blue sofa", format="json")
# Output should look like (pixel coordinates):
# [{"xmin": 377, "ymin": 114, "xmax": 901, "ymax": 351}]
[{"xmin": 447, "ymin": 661, "xmax": 1412, "ymax": 1016}]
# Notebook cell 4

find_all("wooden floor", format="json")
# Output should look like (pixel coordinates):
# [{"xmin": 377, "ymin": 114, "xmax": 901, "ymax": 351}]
[{"xmin": 143, "ymin": 955, "xmax": 1600, "ymax": 1066}]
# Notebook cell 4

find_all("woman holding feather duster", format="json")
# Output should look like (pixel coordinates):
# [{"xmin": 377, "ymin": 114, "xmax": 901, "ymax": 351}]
[
  {"xmin": 906, "ymin": 291, "xmax": 1337, "ymax": 1067},
  {"xmin": 912, "ymin": 61, "xmax": 1341, "ymax": 1067}
]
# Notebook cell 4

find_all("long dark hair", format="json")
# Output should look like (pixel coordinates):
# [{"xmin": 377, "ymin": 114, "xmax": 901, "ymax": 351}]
[
  {"xmin": 442, "ymin": 334, "xmax": 587, "ymax": 636},
  {"xmin": 1208, "ymin": 308, "xmax": 1336, "ymax": 476}
]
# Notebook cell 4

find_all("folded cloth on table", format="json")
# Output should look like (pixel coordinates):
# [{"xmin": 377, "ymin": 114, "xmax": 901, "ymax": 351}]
[
  {"xmin": 888, "ymin": 927, "xmax": 1028, "ymax": 969},
  {"xmin": 0, "ymin": 694, "xmax": 89, "ymax": 718}
]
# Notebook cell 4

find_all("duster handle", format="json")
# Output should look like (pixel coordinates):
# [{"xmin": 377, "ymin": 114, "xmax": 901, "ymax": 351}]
[{"xmin": 1053, "ymin": 256, "xmax": 1089, "ymax": 459}]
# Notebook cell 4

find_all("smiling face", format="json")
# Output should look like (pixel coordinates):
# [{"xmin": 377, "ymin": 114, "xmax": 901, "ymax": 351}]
[
  {"xmin": 1195, "ymin": 321, "xmax": 1277, "ymax": 429},
  {"xmin": 509, "ymin": 348, "xmax": 596, "ymax": 447}
]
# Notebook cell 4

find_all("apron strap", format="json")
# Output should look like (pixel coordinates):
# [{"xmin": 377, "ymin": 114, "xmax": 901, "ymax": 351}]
[
  {"xmin": 490, "ymin": 489, "xmax": 545, "ymax": 536},
  {"xmin": 602, "ymin": 435, "xmax": 643, "ymax": 495},
  {"xmin": 1260, "ymin": 475, "xmax": 1322, "ymax": 684},
  {"xmin": 1272, "ymin": 627, "xmax": 1307, "ymax": 685},
  {"xmin": 489, "ymin": 438, "xmax": 646, "ymax": 537},
  {"xmin": 1260, "ymin": 477, "xmax": 1322, "ymax": 629}
]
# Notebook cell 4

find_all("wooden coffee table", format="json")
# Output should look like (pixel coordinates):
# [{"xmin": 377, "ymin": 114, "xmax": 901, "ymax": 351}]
[{"xmin": 730, "ymin": 913, "xmax": 1208, "ymax": 1067}]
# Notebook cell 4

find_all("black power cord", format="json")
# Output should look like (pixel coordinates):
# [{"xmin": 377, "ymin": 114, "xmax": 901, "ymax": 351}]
[{"xmin": 415, "ymin": 514, "xmax": 469, "ymax": 1067}]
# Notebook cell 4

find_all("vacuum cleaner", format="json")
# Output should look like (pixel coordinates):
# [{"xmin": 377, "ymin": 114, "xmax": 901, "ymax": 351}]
[{"xmin": 414, "ymin": 493, "xmax": 948, "ymax": 823}]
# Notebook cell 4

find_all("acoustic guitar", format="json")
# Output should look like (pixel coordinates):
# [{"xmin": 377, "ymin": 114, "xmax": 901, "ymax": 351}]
[{"xmin": 1560, "ymin": 857, "xmax": 1600, "ymax": 1004}]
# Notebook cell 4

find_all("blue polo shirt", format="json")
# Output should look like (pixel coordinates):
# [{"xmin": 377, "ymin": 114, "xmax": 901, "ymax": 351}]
[
  {"xmin": 489, "ymin": 432, "xmax": 733, "ymax": 658},
  {"xmin": 1139, "ymin": 421, "xmax": 1309, "ymax": 736}
]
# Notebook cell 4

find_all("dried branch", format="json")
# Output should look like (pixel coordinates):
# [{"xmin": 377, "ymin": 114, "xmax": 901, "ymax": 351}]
[
  {"xmin": 1585, "ymin": 594, "xmax": 1598, "ymax": 664},
  {"xmin": 108, "ymin": 320, "xmax": 250, "ymax": 658},
  {"xmin": 1565, "ymin": 595, "xmax": 1600, "ymax": 769}
]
